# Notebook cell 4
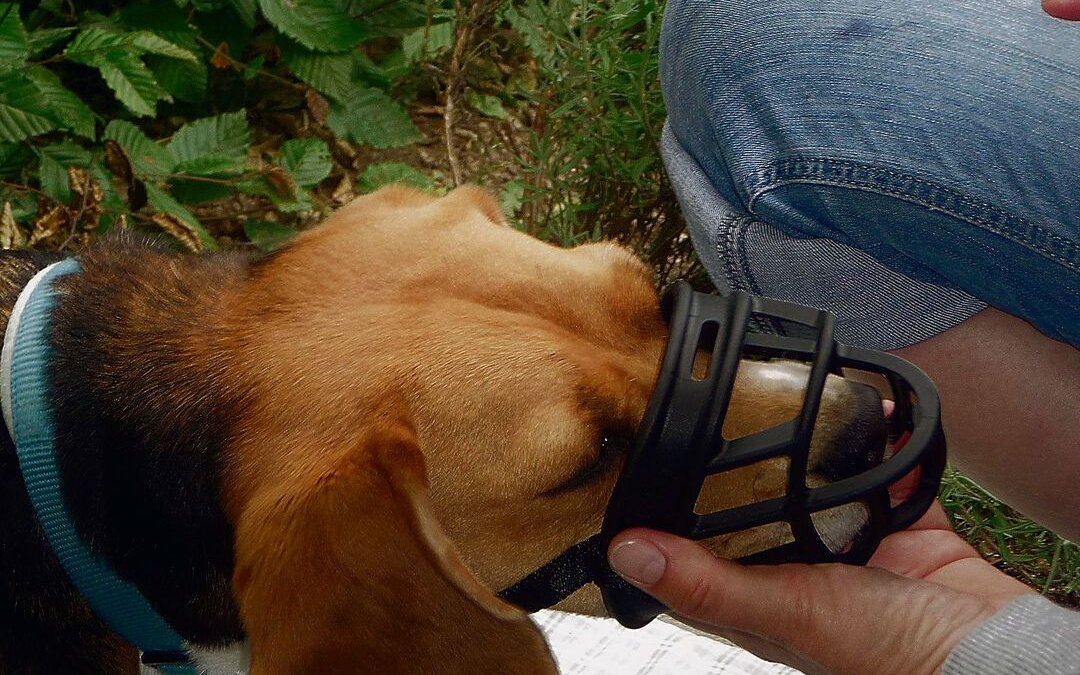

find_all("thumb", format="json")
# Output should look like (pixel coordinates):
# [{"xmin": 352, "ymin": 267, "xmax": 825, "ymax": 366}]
[
  {"xmin": 607, "ymin": 530, "xmax": 1002, "ymax": 675},
  {"xmin": 607, "ymin": 529, "xmax": 808, "ymax": 636}
]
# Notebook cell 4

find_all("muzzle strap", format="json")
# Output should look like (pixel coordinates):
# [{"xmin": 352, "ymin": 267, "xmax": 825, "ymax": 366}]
[{"xmin": 498, "ymin": 533, "xmax": 605, "ymax": 612}]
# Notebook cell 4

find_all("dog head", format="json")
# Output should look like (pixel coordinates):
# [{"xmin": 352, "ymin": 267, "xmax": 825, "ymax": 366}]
[{"xmin": 220, "ymin": 185, "xmax": 885, "ymax": 671}]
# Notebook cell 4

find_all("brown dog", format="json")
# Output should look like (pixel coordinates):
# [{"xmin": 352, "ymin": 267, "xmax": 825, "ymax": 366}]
[{"xmin": 0, "ymin": 185, "xmax": 885, "ymax": 674}]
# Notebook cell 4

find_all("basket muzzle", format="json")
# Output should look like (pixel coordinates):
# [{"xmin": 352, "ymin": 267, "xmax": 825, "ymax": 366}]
[{"xmin": 499, "ymin": 281, "xmax": 946, "ymax": 628}]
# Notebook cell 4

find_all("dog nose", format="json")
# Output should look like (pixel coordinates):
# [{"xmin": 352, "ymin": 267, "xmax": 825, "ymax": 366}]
[{"xmin": 819, "ymin": 381, "xmax": 888, "ymax": 482}]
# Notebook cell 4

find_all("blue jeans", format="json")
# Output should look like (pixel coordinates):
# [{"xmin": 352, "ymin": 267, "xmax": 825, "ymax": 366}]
[{"xmin": 660, "ymin": 0, "xmax": 1079, "ymax": 349}]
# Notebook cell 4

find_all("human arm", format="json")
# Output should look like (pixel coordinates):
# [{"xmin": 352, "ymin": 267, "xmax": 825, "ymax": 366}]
[{"xmin": 892, "ymin": 308, "xmax": 1080, "ymax": 543}]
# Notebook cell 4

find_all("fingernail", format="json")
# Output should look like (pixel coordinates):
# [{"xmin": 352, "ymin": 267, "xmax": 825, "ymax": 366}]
[{"xmin": 609, "ymin": 539, "xmax": 667, "ymax": 585}]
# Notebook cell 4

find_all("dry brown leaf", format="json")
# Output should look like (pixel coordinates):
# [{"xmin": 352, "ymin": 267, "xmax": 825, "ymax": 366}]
[
  {"xmin": 29, "ymin": 205, "xmax": 70, "ymax": 247},
  {"xmin": 264, "ymin": 167, "xmax": 296, "ymax": 198},
  {"xmin": 329, "ymin": 173, "xmax": 354, "ymax": 205},
  {"xmin": 210, "ymin": 42, "xmax": 231, "ymax": 70},
  {"xmin": 305, "ymin": 89, "xmax": 329, "ymax": 125},
  {"xmin": 68, "ymin": 167, "xmax": 104, "ymax": 229},
  {"xmin": 150, "ymin": 213, "xmax": 203, "ymax": 253},
  {"xmin": 103, "ymin": 140, "xmax": 147, "ymax": 210},
  {"xmin": 0, "ymin": 202, "xmax": 26, "ymax": 249},
  {"xmin": 103, "ymin": 140, "xmax": 134, "ymax": 186}
]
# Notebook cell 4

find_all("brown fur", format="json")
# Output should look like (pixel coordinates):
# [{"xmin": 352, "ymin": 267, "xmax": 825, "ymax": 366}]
[{"xmin": 0, "ymin": 185, "xmax": 882, "ymax": 674}]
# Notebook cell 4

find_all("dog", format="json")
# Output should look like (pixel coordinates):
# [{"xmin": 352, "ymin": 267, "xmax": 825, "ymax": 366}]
[{"xmin": 0, "ymin": 185, "xmax": 886, "ymax": 674}]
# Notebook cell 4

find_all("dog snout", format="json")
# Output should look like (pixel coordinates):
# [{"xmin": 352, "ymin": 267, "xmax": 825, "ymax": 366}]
[{"xmin": 818, "ymin": 381, "xmax": 888, "ymax": 482}]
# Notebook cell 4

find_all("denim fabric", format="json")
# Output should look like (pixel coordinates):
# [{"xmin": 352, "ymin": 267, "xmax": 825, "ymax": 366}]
[{"xmin": 660, "ymin": 0, "xmax": 1079, "ymax": 349}]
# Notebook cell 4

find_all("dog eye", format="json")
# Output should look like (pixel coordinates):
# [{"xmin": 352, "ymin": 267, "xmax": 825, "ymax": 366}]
[{"xmin": 542, "ymin": 431, "xmax": 632, "ymax": 498}]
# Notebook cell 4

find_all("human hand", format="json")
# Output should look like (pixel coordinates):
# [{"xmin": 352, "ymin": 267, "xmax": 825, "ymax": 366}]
[
  {"xmin": 607, "ymin": 503, "xmax": 1033, "ymax": 675},
  {"xmin": 1044, "ymin": 0, "xmax": 1080, "ymax": 20}
]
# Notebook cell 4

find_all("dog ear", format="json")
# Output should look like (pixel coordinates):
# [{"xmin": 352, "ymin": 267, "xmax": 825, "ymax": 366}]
[{"xmin": 232, "ymin": 422, "xmax": 557, "ymax": 675}]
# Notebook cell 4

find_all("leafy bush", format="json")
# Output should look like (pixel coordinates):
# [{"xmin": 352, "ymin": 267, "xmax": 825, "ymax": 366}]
[
  {"xmin": 505, "ymin": 0, "xmax": 704, "ymax": 285},
  {"xmin": 0, "ymin": 0, "xmax": 452, "ymax": 252},
  {"xmin": 0, "ymin": 0, "xmax": 700, "ymax": 281}
]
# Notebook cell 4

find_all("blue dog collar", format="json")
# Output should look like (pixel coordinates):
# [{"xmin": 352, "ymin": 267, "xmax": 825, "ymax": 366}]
[{"xmin": 0, "ymin": 259, "xmax": 198, "ymax": 674}]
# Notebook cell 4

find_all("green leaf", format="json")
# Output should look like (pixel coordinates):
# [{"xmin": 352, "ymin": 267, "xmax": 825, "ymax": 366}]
[
  {"xmin": 65, "ymin": 30, "xmax": 167, "ymax": 117},
  {"xmin": 277, "ymin": 138, "xmax": 331, "ymax": 188},
  {"xmin": 0, "ymin": 3, "xmax": 29, "ymax": 71},
  {"xmin": 466, "ymin": 92, "xmax": 509, "ymax": 120},
  {"xmin": 103, "ymin": 119, "xmax": 176, "ymax": 176},
  {"xmin": 237, "ymin": 174, "xmax": 313, "ymax": 213},
  {"xmin": 169, "ymin": 177, "xmax": 232, "ymax": 203},
  {"xmin": 144, "ymin": 182, "xmax": 217, "ymax": 250},
  {"xmin": 4, "ymin": 189, "xmax": 36, "ymax": 222},
  {"xmin": 225, "ymin": 0, "xmax": 258, "ymax": 27},
  {"xmin": 257, "ymin": 0, "xmax": 369, "ymax": 52},
  {"xmin": 149, "ymin": 55, "xmax": 208, "ymax": 102},
  {"xmin": 28, "ymin": 27, "xmax": 76, "ymax": 56},
  {"xmin": 41, "ymin": 141, "xmax": 92, "ymax": 166},
  {"xmin": 352, "ymin": 50, "xmax": 391, "ymax": 89},
  {"xmin": 119, "ymin": 6, "xmax": 204, "ymax": 92},
  {"xmin": 0, "ymin": 73, "xmax": 57, "ymax": 142},
  {"xmin": 351, "ymin": 0, "xmax": 436, "ymax": 34},
  {"xmin": 167, "ymin": 110, "xmax": 249, "ymax": 176},
  {"xmin": 63, "ymin": 27, "xmax": 128, "ymax": 62},
  {"xmin": 65, "ymin": 28, "xmax": 170, "ymax": 117},
  {"xmin": 281, "ymin": 41, "xmax": 352, "ymax": 101},
  {"xmin": 129, "ymin": 31, "xmax": 198, "ymax": 62},
  {"xmin": 504, "ymin": 2, "xmax": 555, "ymax": 68},
  {"xmin": 499, "ymin": 179, "xmax": 527, "ymax": 217},
  {"xmin": 37, "ymin": 0, "xmax": 65, "ymax": 17},
  {"xmin": 39, "ymin": 152, "xmax": 67, "ymax": 204},
  {"xmin": 243, "ymin": 219, "xmax": 297, "ymax": 251},
  {"xmin": 326, "ymin": 87, "xmax": 422, "ymax": 149},
  {"xmin": 196, "ymin": 4, "xmax": 254, "ymax": 58},
  {"xmin": 402, "ymin": 21, "xmax": 454, "ymax": 63},
  {"xmin": 118, "ymin": 1, "xmax": 194, "ymax": 37},
  {"xmin": 357, "ymin": 162, "xmax": 433, "ymax": 193},
  {"xmin": 373, "ymin": 48, "xmax": 410, "ymax": 82},
  {"xmin": 0, "ymin": 141, "xmax": 31, "ymax": 178},
  {"xmin": 38, "ymin": 140, "xmax": 91, "ymax": 204},
  {"xmin": 98, "ymin": 52, "xmax": 165, "ymax": 117},
  {"xmin": 24, "ymin": 66, "xmax": 96, "ymax": 138},
  {"xmin": 241, "ymin": 54, "xmax": 264, "ymax": 80}
]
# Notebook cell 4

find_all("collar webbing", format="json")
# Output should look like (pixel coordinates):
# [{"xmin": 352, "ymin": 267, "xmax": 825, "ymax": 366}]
[{"xmin": 1, "ymin": 259, "xmax": 197, "ymax": 674}]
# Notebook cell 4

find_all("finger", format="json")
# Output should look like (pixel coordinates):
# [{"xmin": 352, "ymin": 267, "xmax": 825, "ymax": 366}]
[
  {"xmin": 1043, "ymin": 0, "xmax": 1080, "ymax": 19},
  {"xmin": 607, "ymin": 529, "xmax": 827, "ymax": 638},
  {"xmin": 607, "ymin": 530, "xmax": 992, "ymax": 675}
]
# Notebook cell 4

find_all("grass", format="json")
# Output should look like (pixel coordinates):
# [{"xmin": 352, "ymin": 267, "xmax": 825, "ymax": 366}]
[
  {"xmin": 941, "ymin": 468, "xmax": 1079, "ymax": 607},
  {"xmin": 504, "ymin": 0, "xmax": 702, "ymax": 284}
]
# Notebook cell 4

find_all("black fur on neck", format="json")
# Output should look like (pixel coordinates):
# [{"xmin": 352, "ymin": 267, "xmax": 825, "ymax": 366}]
[{"xmin": 0, "ymin": 236, "xmax": 255, "ymax": 672}]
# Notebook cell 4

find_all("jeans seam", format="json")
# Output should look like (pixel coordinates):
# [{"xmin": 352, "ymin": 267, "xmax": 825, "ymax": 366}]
[
  {"xmin": 742, "ymin": 157, "xmax": 1079, "ymax": 274},
  {"xmin": 716, "ymin": 211, "xmax": 789, "ymax": 334},
  {"xmin": 716, "ymin": 212, "xmax": 755, "ymax": 292}
]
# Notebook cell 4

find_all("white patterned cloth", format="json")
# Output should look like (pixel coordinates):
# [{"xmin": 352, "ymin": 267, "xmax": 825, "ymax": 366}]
[{"xmin": 534, "ymin": 610, "xmax": 801, "ymax": 675}]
